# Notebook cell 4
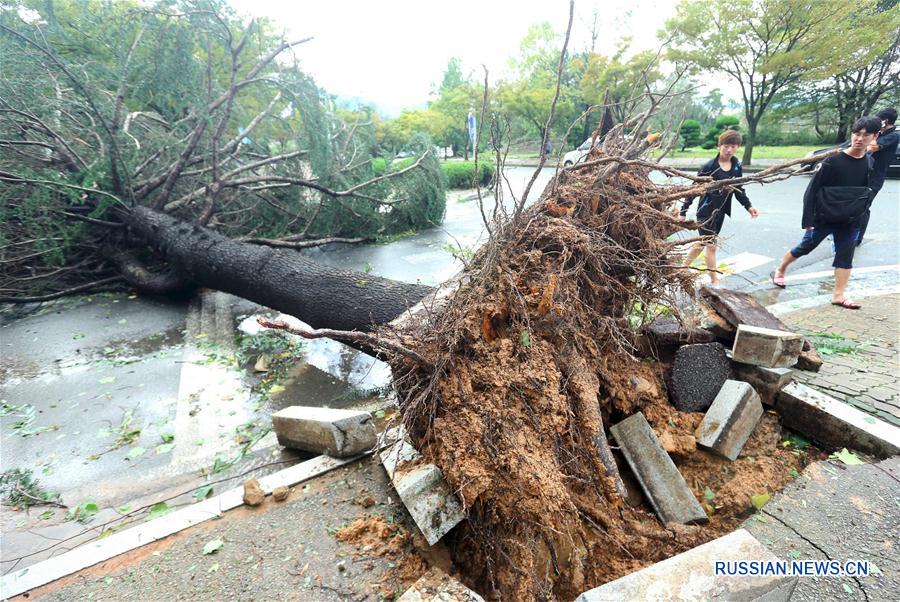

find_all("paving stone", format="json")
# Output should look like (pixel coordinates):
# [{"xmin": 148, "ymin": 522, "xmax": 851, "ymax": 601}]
[
  {"xmin": 731, "ymin": 360, "xmax": 793, "ymax": 406},
  {"xmin": 732, "ymin": 324, "xmax": 804, "ymax": 368},
  {"xmin": 774, "ymin": 383, "xmax": 900, "ymax": 458},
  {"xmin": 397, "ymin": 567, "xmax": 485, "ymax": 601},
  {"xmin": 671, "ymin": 343, "xmax": 732, "ymax": 413},
  {"xmin": 575, "ymin": 529, "xmax": 796, "ymax": 602},
  {"xmin": 380, "ymin": 439, "xmax": 465, "ymax": 545},
  {"xmin": 696, "ymin": 381, "xmax": 763, "ymax": 461},
  {"xmin": 644, "ymin": 317, "xmax": 715, "ymax": 348},
  {"xmin": 272, "ymin": 405, "xmax": 376, "ymax": 457},
  {"xmin": 610, "ymin": 412, "xmax": 707, "ymax": 525}
]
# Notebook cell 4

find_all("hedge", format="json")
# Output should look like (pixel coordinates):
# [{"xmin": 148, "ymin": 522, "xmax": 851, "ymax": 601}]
[{"xmin": 441, "ymin": 161, "xmax": 494, "ymax": 189}]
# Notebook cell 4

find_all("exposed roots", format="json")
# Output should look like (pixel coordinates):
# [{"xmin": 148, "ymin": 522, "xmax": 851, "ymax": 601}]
[{"xmin": 380, "ymin": 145, "xmax": 699, "ymax": 599}]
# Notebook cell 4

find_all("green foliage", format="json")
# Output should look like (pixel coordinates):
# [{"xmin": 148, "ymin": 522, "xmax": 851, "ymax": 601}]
[
  {"xmin": 679, "ymin": 119, "xmax": 702, "ymax": 150},
  {"xmin": 700, "ymin": 115, "xmax": 742, "ymax": 149},
  {"xmin": 441, "ymin": 161, "xmax": 494, "ymax": 188},
  {"xmin": 0, "ymin": 468, "xmax": 62, "ymax": 508}
]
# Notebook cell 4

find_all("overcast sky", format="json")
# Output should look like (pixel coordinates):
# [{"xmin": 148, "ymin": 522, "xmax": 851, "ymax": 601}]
[{"xmin": 230, "ymin": 0, "xmax": 685, "ymax": 116}]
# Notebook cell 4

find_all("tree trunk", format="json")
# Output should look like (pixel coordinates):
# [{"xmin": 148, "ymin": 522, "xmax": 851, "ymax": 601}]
[
  {"xmin": 742, "ymin": 119, "xmax": 758, "ymax": 165},
  {"xmin": 126, "ymin": 206, "xmax": 434, "ymax": 332}
]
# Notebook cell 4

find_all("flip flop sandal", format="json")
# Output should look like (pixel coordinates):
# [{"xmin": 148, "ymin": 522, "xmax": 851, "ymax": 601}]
[
  {"xmin": 831, "ymin": 299, "xmax": 861, "ymax": 310},
  {"xmin": 770, "ymin": 272, "xmax": 786, "ymax": 288}
]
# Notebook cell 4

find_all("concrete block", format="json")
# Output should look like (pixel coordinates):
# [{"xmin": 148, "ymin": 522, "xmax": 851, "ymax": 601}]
[
  {"xmin": 731, "ymin": 359, "xmax": 793, "ymax": 406},
  {"xmin": 397, "ymin": 567, "xmax": 485, "ymax": 601},
  {"xmin": 732, "ymin": 324, "xmax": 804, "ymax": 368},
  {"xmin": 575, "ymin": 529, "xmax": 797, "ymax": 602},
  {"xmin": 272, "ymin": 405, "xmax": 375, "ymax": 457},
  {"xmin": 696, "ymin": 380, "xmax": 763, "ymax": 461},
  {"xmin": 671, "ymin": 343, "xmax": 732, "ymax": 412},
  {"xmin": 381, "ymin": 440, "xmax": 465, "ymax": 545},
  {"xmin": 610, "ymin": 412, "xmax": 707, "ymax": 525},
  {"xmin": 775, "ymin": 383, "xmax": 900, "ymax": 458}
]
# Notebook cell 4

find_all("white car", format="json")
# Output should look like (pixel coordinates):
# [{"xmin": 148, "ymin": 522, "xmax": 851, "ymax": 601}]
[{"xmin": 563, "ymin": 137, "xmax": 597, "ymax": 166}]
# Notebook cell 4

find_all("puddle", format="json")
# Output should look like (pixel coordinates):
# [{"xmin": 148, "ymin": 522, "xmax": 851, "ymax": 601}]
[{"xmin": 237, "ymin": 314, "xmax": 392, "ymax": 414}]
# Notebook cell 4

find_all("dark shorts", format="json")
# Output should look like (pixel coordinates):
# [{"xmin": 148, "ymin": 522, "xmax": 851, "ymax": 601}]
[
  {"xmin": 697, "ymin": 208, "xmax": 726, "ymax": 239},
  {"xmin": 790, "ymin": 225, "xmax": 859, "ymax": 269}
]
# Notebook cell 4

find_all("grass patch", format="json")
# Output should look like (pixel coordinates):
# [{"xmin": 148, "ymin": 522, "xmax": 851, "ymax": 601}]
[{"xmin": 653, "ymin": 145, "xmax": 820, "ymax": 160}]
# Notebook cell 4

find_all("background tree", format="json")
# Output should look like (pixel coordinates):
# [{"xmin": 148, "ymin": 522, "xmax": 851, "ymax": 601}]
[{"xmin": 663, "ymin": 0, "xmax": 887, "ymax": 164}]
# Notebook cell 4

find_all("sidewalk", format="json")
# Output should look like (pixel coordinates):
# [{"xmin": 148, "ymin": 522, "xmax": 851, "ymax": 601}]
[{"xmin": 777, "ymin": 293, "xmax": 900, "ymax": 427}]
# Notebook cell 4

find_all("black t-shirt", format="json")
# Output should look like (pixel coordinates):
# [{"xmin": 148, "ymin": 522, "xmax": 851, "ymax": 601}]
[
  {"xmin": 819, "ymin": 152, "xmax": 870, "ymax": 187},
  {"xmin": 800, "ymin": 151, "xmax": 872, "ymax": 228}
]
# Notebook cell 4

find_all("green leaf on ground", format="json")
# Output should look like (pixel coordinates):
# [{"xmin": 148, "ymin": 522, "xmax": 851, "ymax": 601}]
[
  {"xmin": 830, "ymin": 448, "xmax": 864, "ymax": 466},
  {"xmin": 202, "ymin": 539, "xmax": 224, "ymax": 555},
  {"xmin": 127, "ymin": 446, "xmax": 146, "ymax": 459},
  {"xmin": 519, "ymin": 330, "xmax": 531, "ymax": 348},
  {"xmin": 147, "ymin": 502, "xmax": 173, "ymax": 521},
  {"xmin": 117, "ymin": 505, "xmax": 131, "ymax": 513},
  {"xmin": 155, "ymin": 443, "xmax": 174, "ymax": 455},
  {"xmin": 787, "ymin": 549, "xmax": 801, "ymax": 559},
  {"xmin": 703, "ymin": 487, "xmax": 716, "ymax": 501},
  {"xmin": 160, "ymin": 432, "xmax": 174, "ymax": 443},
  {"xmin": 66, "ymin": 501, "xmax": 100, "ymax": 523},
  {"xmin": 751, "ymin": 493, "xmax": 771, "ymax": 509},
  {"xmin": 39, "ymin": 510, "xmax": 54, "ymax": 520},
  {"xmin": 98, "ymin": 377, "xmax": 115, "ymax": 385},
  {"xmin": 193, "ymin": 485, "xmax": 214, "ymax": 500},
  {"xmin": 842, "ymin": 583, "xmax": 853, "ymax": 594}
]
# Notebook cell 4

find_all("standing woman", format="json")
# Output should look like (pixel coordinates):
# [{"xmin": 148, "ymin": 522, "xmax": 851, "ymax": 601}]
[{"xmin": 678, "ymin": 130, "xmax": 759, "ymax": 285}]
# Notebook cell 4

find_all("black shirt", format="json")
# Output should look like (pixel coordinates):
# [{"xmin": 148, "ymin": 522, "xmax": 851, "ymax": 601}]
[
  {"xmin": 871, "ymin": 126, "xmax": 898, "ymax": 191},
  {"xmin": 801, "ymin": 151, "xmax": 872, "ymax": 228},
  {"xmin": 680, "ymin": 155, "xmax": 752, "ymax": 218}
]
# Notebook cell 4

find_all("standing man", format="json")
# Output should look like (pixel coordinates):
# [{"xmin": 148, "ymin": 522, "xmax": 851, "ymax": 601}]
[
  {"xmin": 771, "ymin": 116, "xmax": 881, "ymax": 309},
  {"xmin": 678, "ymin": 130, "xmax": 759, "ymax": 285},
  {"xmin": 857, "ymin": 107, "xmax": 898, "ymax": 244}
]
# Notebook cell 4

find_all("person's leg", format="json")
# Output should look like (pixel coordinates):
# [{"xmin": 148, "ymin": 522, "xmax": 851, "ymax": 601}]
[
  {"xmin": 684, "ymin": 242, "xmax": 704, "ymax": 266},
  {"xmin": 705, "ymin": 244, "xmax": 719, "ymax": 284},
  {"xmin": 831, "ymin": 226, "xmax": 860, "ymax": 307},
  {"xmin": 775, "ymin": 228, "xmax": 828, "ymax": 279}
]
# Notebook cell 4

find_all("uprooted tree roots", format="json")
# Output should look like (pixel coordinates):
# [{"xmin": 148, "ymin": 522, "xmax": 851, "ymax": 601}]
[{"xmin": 382, "ymin": 154, "xmax": 803, "ymax": 599}]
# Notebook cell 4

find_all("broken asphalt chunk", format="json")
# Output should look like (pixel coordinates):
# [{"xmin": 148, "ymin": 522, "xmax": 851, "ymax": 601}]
[
  {"xmin": 380, "ymin": 439, "xmax": 464, "ymax": 546},
  {"xmin": 609, "ymin": 412, "xmax": 708, "ymax": 525},
  {"xmin": 732, "ymin": 324, "xmax": 803, "ymax": 368},
  {"xmin": 670, "ymin": 342, "xmax": 731, "ymax": 413},
  {"xmin": 695, "ymin": 380, "xmax": 763, "ymax": 461},
  {"xmin": 272, "ymin": 405, "xmax": 376, "ymax": 458}
]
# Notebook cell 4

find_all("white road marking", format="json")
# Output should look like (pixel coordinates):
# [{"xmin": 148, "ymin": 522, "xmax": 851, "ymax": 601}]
[{"xmin": 784, "ymin": 263, "xmax": 900, "ymax": 283}]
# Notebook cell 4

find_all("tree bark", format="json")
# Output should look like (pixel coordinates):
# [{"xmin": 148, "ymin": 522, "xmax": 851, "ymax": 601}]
[{"xmin": 126, "ymin": 206, "xmax": 434, "ymax": 332}]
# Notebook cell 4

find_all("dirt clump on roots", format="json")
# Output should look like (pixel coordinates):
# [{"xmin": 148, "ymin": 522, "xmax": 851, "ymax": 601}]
[{"xmin": 384, "ymin": 147, "xmax": 809, "ymax": 600}]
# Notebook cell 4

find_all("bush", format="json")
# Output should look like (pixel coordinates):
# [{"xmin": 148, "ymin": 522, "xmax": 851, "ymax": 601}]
[
  {"xmin": 441, "ymin": 161, "xmax": 494, "ymax": 189},
  {"xmin": 679, "ymin": 119, "xmax": 702, "ymax": 150}
]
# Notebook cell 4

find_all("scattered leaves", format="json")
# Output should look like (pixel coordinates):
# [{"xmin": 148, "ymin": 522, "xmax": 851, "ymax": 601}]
[
  {"xmin": 830, "ymin": 448, "xmax": 864, "ymax": 466},
  {"xmin": 202, "ymin": 539, "xmax": 224, "ymax": 555}
]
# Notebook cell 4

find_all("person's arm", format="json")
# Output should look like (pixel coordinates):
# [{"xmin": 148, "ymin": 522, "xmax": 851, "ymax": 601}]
[
  {"xmin": 732, "ymin": 163, "xmax": 754, "ymax": 213},
  {"xmin": 801, "ymin": 157, "xmax": 830, "ymax": 229},
  {"xmin": 680, "ymin": 163, "xmax": 712, "ymax": 216}
]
